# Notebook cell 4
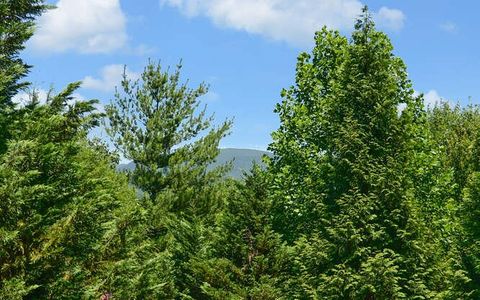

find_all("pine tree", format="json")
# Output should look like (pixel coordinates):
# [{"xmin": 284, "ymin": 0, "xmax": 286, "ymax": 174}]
[
  {"xmin": 268, "ymin": 9, "xmax": 443, "ymax": 298},
  {"xmin": 105, "ymin": 60, "xmax": 233, "ymax": 297},
  {"xmin": 106, "ymin": 61, "xmax": 231, "ymax": 206}
]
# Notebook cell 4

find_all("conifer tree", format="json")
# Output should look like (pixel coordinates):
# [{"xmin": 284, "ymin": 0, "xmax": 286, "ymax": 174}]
[
  {"xmin": 268, "ymin": 8, "xmax": 443, "ymax": 298},
  {"xmin": 427, "ymin": 104, "xmax": 480, "ymax": 198},
  {"xmin": 106, "ymin": 61, "xmax": 231, "ymax": 206},
  {"xmin": 105, "ymin": 61, "xmax": 232, "ymax": 297},
  {"xmin": 461, "ymin": 136, "xmax": 480, "ymax": 298},
  {"xmin": 419, "ymin": 104, "xmax": 480, "ymax": 298},
  {"xmin": 0, "ymin": 0, "xmax": 47, "ymax": 153},
  {"xmin": 0, "ymin": 84, "xmax": 137, "ymax": 298},
  {"xmin": 0, "ymin": 2, "xmax": 136, "ymax": 297},
  {"xmin": 191, "ymin": 167, "xmax": 290, "ymax": 299},
  {"xmin": 429, "ymin": 105, "xmax": 480, "ymax": 298}
]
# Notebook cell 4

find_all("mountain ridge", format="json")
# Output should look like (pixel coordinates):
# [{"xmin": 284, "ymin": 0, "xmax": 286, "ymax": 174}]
[{"xmin": 117, "ymin": 148, "xmax": 271, "ymax": 179}]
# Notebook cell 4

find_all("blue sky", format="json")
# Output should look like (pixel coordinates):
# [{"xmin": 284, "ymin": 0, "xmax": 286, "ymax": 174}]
[{"xmin": 18, "ymin": 0, "xmax": 480, "ymax": 151}]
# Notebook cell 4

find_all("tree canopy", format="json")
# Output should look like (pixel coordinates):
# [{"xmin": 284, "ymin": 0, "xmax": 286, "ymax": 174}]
[{"xmin": 2, "ymin": 2, "xmax": 480, "ymax": 299}]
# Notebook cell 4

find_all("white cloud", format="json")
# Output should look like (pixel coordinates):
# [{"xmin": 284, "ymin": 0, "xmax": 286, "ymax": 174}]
[
  {"xmin": 423, "ymin": 90, "xmax": 444, "ymax": 107},
  {"xmin": 31, "ymin": 0, "xmax": 127, "ymax": 54},
  {"xmin": 12, "ymin": 89, "xmax": 86, "ymax": 107},
  {"xmin": 13, "ymin": 89, "xmax": 49, "ymax": 106},
  {"xmin": 375, "ymin": 7, "xmax": 405, "ymax": 31},
  {"xmin": 82, "ymin": 64, "xmax": 140, "ymax": 92},
  {"xmin": 440, "ymin": 21, "xmax": 457, "ymax": 33},
  {"xmin": 161, "ymin": 0, "xmax": 405, "ymax": 46},
  {"xmin": 413, "ymin": 89, "xmax": 450, "ymax": 108},
  {"xmin": 398, "ymin": 90, "xmax": 450, "ymax": 113}
]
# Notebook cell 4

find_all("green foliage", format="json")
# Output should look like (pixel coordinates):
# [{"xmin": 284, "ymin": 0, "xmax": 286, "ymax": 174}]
[
  {"xmin": 268, "ymin": 8, "xmax": 445, "ymax": 298},
  {"xmin": 190, "ymin": 167, "xmax": 288, "ymax": 299},
  {"xmin": 448, "ymin": 113, "xmax": 480, "ymax": 298},
  {"xmin": 0, "ymin": 0, "xmax": 47, "ymax": 102},
  {"xmin": 422, "ymin": 104, "xmax": 480, "ymax": 299},
  {"xmin": 0, "ymin": 84, "xmax": 137, "ymax": 298},
  {"xmin": 461, "ymin": 169, "xmax": 480, "ymax": 298},
  {"xmin": 3, "ymin": 2, "xmax": 480, "ymax": 299},
  {"xmin": 105, "ymin": 60, "xmax": 233, "ymax": 298},
  {"xmin": 106, "ymin": 61, "xmax": 232, "ymax": 204},
  {"xmin": 427, "ymin": 104, "xmax": 480, "ymax": 198},
  {"xmin": 0, "ymin": 0, "xmax": 47, "ymax": 153}
]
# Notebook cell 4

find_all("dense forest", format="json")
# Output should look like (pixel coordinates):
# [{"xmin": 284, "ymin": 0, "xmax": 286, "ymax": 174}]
[{"xmin": 2, "ymin": 1, "xmax": 480, "ymax": 299}]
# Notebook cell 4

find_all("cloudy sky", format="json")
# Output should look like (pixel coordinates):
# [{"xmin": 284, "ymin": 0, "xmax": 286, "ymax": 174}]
[{"xmin": 20, "ymin": 0, "xmax": 478, "ymax": 150}]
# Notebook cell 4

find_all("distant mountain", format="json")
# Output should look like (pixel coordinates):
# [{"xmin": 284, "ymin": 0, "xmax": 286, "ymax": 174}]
[
  {"xmin": 117, "ymin": 161, "xmax": 135, "ymax": 172},
  {"xmin": 117, "ymin": 148, "xmax": 271, "ymax": 179},
  {"xmin": 211, "ymin": 148, "xmax": 271, "ymax": 178}
]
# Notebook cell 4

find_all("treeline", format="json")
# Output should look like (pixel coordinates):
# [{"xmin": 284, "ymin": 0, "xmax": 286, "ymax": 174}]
[{"xmin": 1, "ymin": 2, "xmax": 480, "ymax": 299}]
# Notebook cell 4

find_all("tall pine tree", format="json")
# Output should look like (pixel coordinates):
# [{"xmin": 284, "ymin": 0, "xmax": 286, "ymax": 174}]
[
  {"xmin": 105, "ymin": 61, "xmax": 233, "ymax": 297},
  {"xmin": 106, "ymin": 61, "xmax": 231, "ymax": 206}
]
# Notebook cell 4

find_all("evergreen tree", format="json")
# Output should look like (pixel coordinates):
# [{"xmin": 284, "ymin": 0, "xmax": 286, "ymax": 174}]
[
  {"xmin": 191, "ymin": 167, "xmax": 290, "ymax": 299},
  {"xmin": 461, "ymin": 136, "xmax": 480, "ymax": 298},
  {"xmin": 106, "ymin": 61, "xmax": 231, "ymax": 206},
  {"xmin": 0, "ymin": 0, "xmax": 47, "ymax": 153},
  {"xmin": 268, "ymin": 9, "xmax": 443, "ymax": 298},
  {"xmin": 428, "ymin": 104, "xmax": 480, "ymax": 298},
  {"xmin": 88, "ymin": 183, "xmax": 178, "ymax": 299},
  {"xmin": 2, "ymin": 1, "xmax": 478, "ymax": 298},
  {"xmin": 105, "ymin": 61, "xmax": 232, "ymax": 297},
  {"xmin": 0, "ymin": 84, "xmax": 138, "ymax": 298},
  {"xmin": 427, "ymin": 104, "xmax": 480, "ymax": 199}
]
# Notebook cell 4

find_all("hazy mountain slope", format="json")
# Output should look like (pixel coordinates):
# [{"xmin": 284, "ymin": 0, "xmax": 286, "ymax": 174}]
[
  {"xmin": 117, "ymin": 148, "xmax": 271, "ymax": 179},
  {"xmin": 211, "ymin": 148, "xmax": 271, "ymax": 178}
]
